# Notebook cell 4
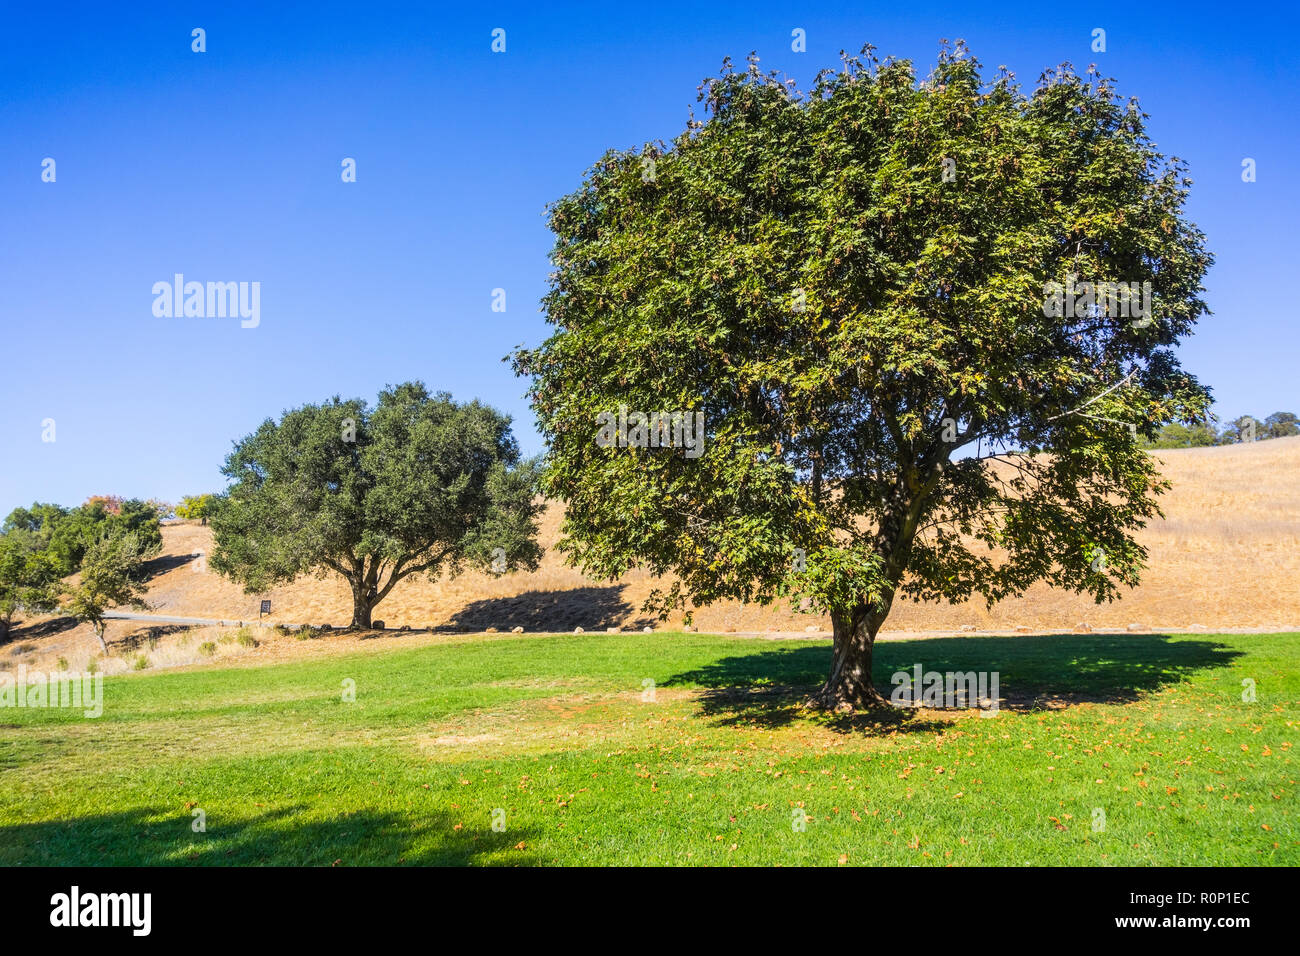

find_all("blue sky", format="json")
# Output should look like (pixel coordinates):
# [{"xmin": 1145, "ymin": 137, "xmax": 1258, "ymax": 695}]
[{"xmin": 1, "ymin": 1, "xmax": 1296, "ymax": 513}]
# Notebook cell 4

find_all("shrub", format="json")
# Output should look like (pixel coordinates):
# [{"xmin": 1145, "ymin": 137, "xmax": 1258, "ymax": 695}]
[
  {"xmin": 56, "ymin": 656, "xmax": 68, "ymax": 671},
  {"xmin": 133, "ymin": 654, "xmax": 150, "ymax": 670},
  {"xmin": 174, "ymin": 493, "xmax": 219, "ymax": 524},
  {"xmin": 236, "ymin": 629, "xmax": 258, "ymax": 648},
  {"xmin": 198, "ymin": 641, "xmax": 217, "ymax": 657}
]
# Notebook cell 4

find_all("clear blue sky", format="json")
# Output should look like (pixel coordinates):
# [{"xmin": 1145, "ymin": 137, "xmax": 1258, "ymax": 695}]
[{"xmin": 1, "ymin": 1, "xmax": 1296, "ymax": 513}]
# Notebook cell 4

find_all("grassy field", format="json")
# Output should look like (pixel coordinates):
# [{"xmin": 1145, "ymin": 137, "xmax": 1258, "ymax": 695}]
[{"xmin": 1, "ymin": 630, "xmax": 1294, "ymax": 866}]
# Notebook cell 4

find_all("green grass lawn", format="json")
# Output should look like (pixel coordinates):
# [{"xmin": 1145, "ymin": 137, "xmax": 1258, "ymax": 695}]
[{"xmin": 0, "ymin": 630, "xmax": 1294, "ymax": 866}]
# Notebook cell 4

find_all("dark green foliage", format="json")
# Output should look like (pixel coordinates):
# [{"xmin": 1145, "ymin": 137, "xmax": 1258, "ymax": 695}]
[
  {"xmin": 62, "ymin": 531, "xmax": 159, "ymax": 649},
  {"xmin": 516, "ymin": 44, "xmax": 1213, "ymax": 706},
  {"xmin": 2, "ymin": 498, "xmax": 161, "ymax": 576},
  {"xmin": 1263, "ymin": 412, "xmax": 1299, "ymax": 440},
  {"xmin": 210, "ymin": 382, "xmax": 543, "ymax": 628},
  {"xmin": 1140, "ymin": 410, "xmax": 1298, "ymax": 447},
  {"xmin": 0, "ymin": 531, "xmax": 62, "ymax": 643}
]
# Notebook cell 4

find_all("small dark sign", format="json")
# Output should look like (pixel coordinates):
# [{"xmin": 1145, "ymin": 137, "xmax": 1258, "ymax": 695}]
[{"xmin": 260, "ymin": 600, "xmax": 272, "ymax": 615}]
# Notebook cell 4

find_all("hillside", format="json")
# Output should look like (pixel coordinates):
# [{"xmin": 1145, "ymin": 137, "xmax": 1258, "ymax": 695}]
[{"xmin": 7, "ymin": 437, "xmax": 1300, "ymax": 672}]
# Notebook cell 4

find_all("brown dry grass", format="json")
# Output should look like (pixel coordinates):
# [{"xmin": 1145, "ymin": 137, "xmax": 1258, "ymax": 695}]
[{"xmin": 7, "ymin": 436, "xmax": 1299, "ymax": 669}]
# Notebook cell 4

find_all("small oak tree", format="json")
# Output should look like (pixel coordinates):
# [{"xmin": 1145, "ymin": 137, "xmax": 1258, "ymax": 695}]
[
  {"xmin": 64, "ymin": 531, "xmax": 158, "ymax": 650},
  {"xmin": 210, "ymin": 382, "xmax": 543, "ymax": 629},
  {"xmin": 175, "ymin": 494, "xmax": 219, "ymax": 524},
  {"xmin": 515, "ymin": 45, "xmax": 1213, "ymax": 709}
]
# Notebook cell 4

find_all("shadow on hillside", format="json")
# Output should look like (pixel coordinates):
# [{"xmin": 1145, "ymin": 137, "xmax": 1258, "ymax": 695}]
[
  {"xmin": 449, "ymin": 585, "xmax": 654, "ymax": 632},
  {"xmin": 139, "ymin": 551, "xmax": 199, "ymax": 581},
  {"xmin": 7, "ymin": 616, "xmax": 80, "ymax": 643},
  {"xmin": 112, "ymin": 624, "xmax": 192, "ymax": 653},
  {"xmin": 0, "ymin": 804, "xmax": 539, "ymax": 867},
  {"xmin": 662, "ymin": 632, "xmax": 1242, "ymax": 733}
]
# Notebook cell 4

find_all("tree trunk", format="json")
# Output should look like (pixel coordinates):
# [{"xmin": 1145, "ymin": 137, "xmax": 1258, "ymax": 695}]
[
  {"xmin": 807, "ymin": 607, "xmax": 886, "ymax": 711},
  {"xmin": 349, "ymin": 585, "xmax": 374, "ymax": 629},
  {"xmin": 95, "ymin": 622, "xmax": 108, "ymax": 652},
  {"xmin": 0, "ymin": 618, "xmax": 10, "ymax": 645}
]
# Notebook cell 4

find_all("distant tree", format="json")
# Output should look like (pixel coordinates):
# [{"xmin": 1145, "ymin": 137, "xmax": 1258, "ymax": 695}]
[
  {"xmin": 2, "ymin": 503, "xmax": 70, "ymax": 555},
  {"xmin": 84, "ymin": 494, "xmax": 124, "ymax": 515},
  {"xmin": 113, "ymin": 499, "xmax": 164, "ymax": 551},
  {"xmin": 5, "ymin": 501, "xmax": 97, "ymax": 574},
  {"xmin": 1219, "ymin": 415, "xmax": 1264, "ymax": 444},
  {"xmin": 175, "ymin": 494, "xmax": 219, "ymax": 525},
  {"xmin": 1140, "ymin": 419, "xmax": 1218, "ymax": 449},
  {"xmin": 62, "ymin": 531, "xmax": 158, "ymax": 650},
  {"xmin": 1263, "ymin": 411, "xmax": 1299, "ymax": 440},
  {"xmin": 0, "ymin": 530, "xmax": 63, "ymax": 643},
  {"xmin": 210, "ymin": 382, "xmax": 543, "ymax": 629},
  {"xmin": 145, "ymin": 498, "xmax": 175, "ymax": 521}
]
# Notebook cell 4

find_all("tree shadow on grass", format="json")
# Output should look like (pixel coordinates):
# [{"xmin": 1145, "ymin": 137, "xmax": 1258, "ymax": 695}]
[
  {"xmin": 662, "ymin": 632, "xmax": 1242, "ymax": 734},
  {"xmin": 449, "ymin": 585, "xmax": 654, "ymax": 633},
  {"xmin": 0, "ymin": 804, "xmax": 539, "ymax": 867}
]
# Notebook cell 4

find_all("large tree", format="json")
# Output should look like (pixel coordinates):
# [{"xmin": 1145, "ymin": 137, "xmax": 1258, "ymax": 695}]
[
  {"xmin": 514, "ymin": 44, "xmax": 1212, "ymax": 709},
  {"xmin": 210, "ymin": 382, "xmax": 543, "ymax": 628}
]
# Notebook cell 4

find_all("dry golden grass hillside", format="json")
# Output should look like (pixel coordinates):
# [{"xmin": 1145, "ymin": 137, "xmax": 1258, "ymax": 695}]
[{"xmin": 6, "ymin": 436, "xmax": 1299, "ymax": 672}]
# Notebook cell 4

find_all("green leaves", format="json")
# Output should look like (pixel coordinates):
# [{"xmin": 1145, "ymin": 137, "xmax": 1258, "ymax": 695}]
[
  {"xmin": 0, "ymin": 530, "xmax": 63, "ymax": 637},
  {"xmin": 210, "ymin": 383, "xmax": 542, "ymax": 624},
  {"xmin": 520, "ymin": 43, "xmax": 1212, "ymax": 641},
  {"xmin": 175, "ymin": 494, "xmax": 219, "ymax": 521},
  {"xmin": 62, "ymin": 530, "xmax": 159, "ymax": 644}
]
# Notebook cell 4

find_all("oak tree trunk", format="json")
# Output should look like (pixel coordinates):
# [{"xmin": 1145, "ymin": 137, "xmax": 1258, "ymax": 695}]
[
  {"xmin": 349, "ymin": 582, "xmax": 375, "ymax": 629},
  {"xmin": 350, "ymin": 598, "xmax": 373, "ymax": 629}
]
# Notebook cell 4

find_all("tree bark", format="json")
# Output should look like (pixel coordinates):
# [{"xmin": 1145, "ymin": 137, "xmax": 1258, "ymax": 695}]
[
  {"xmin": 349, "ymin": 582, "xmax": 374, "ymax": 629},
  {"xmin": 95, "ymin": 622, "xmax": 108, "ymax": 651},
  {"xmin": 807, "ymin": 606, "xmax": 887, "ymax": 711}
]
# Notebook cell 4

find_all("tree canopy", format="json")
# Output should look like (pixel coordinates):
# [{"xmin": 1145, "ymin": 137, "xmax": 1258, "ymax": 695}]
[
  {"xmin": 2, "ymin": 498, "xmax": 162, "ymax": 576},
  {"xmin": 175, "ymin": 493, "xmax": 219, "ymax": 524},
  {"xmin": 0, "ymin": 530, "xmax": 62, "ymax": 643},
  {"xmin": 210, "ymin": 382, "xmax": 543, "ymax": 628},
  {"xmin": 0, "ymin": 497, "xmax": 162, "ymax": 642},
  {"xmin": 515, "ymin": 44, "xmax": 1213, "ymax": 709}
]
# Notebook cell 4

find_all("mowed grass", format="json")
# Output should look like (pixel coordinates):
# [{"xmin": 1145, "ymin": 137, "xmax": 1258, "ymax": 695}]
[{"xmin": 0, "ymin": 631, "xmax": 1294, "ymax": 866}]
